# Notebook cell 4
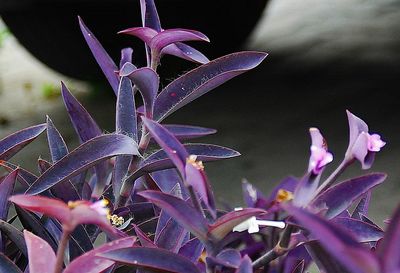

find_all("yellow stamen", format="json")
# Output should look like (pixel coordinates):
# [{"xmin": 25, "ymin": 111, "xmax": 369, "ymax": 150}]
[
  {"xmin": 199, "ymin": 250, "xmax": 207, "ymax": 263},
  {"xmin": 186, "ymin": 155, "xmax": 205, "ymax": 170},
  {"xmin": 109, "ymin": 214, "xmax": 125, "ymax": 227},
  {"xmin": 275, "ymin": 189, "xmax": 294, "ymax": 203}
]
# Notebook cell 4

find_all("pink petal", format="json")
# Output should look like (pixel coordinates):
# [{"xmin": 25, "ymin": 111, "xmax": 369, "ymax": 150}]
[{"xmin": 24, "ymin": 230, "xmax": 56, "ymax": 273}]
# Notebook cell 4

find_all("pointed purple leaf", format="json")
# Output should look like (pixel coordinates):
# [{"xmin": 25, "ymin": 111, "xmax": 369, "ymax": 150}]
[
  {"xmin": 331, "ymin": 217, "xmax": 383, "ymax": 243},
  {"xmin": 216, "ymin": 248, "xmax": 241, "ymax": 268},
  {"xmin": 0, "ymin": 160, "xmax": 37, "ymax": 188},
  {"xmin": 78, "ymin": 16, "xmax": 119, "ymax": 94},
  {"xmin": 140, "ymin": 0, "xmax": 161, "ymax": 32},
  {"xmin": 133, "ymin": 224, "xmax": 157, "ymax": 248},
  {"xmin": 208, "ymin": 208, "xmax": 266, "ymax": 240},
  {"xmin": 129, "ymin": 144, "xmax": 240, "ymax": 182},
  {"xmin": 285, "ymin": 205, "xmax": 380, "ymax": 273},
  {"xmin": 121, "ymin": 67, "xmax": 159, "ymax": 118},
  {"xmin": 291, "ymin": 260, "xmax": 305, "ymax": 273},
  {"xmin": 311, "ymin": 173, "xmax": 386, "ymax": 219},
  {"xmin": 119, "ymin": 27, "xmax": 158, "ymax": 44},
  {"xmin": 142, "ymin": 117, "xmax": 188, "ymax": 174},
  {"xmin": 162, "ymin": 125, "xmax": 216, "ymax": 140},
  {"xmin": 120, "ymin": 47, "xmax": 133, "ymax": 69},
  {"xmin": 0, "ymin": 123, "xmax": 46, "ymax": 160},
  {"xmin": 26, "ymin": 134, "xmax": 139, "ymax": 195},
  {"xmin": 306, "ymin": 241, "xmax": 352, "ymax": 273},
  {"xmin": 116, "ymin": 76, "xmax": 138, "ymax": 142},
  {"xmin": 61, "ymin": 82, "xmax": 102, "ymax": 143},
  {"xmin": 0, "ymin": 170, "xmax": 18, "ymax": 221},
  {"xmin": 154, "ymin": 51, "xmax": 267, "ymax": 122},
  {"xmin": 235, "ymin": 256, "xmax": 253, "ymax": 273},
  {"xmin": 24, "ymin": 230, "xmax": 56, "ymax": 273},
  {"xmin": 46, "ymin": 116, "xmax": 68, "ymax": 162},
  {"xmin": 178, "ymin": 238, "xmax": 204, "ymax": 263},
  {"xmin": 99, "ymin": 246, "xmax": 200, "ymax": 273},
  {"xmin": 0, "ymin": 253, "xmax": 23, "ymax": 273},
  {"xmin": 138, "ymin": 190, "xmax": 209, "ymax": 242},
  {"xmin": 64, "ymin": 237, "xmax": 137, "ymax": 273},
  {"xmin": 345, "ymin": 110, "xmax": 369, "ymax": 158},
  {"xmin": 155, "ymin": 216, "xmax": 187, "ymax": 253},
  {"xmin": 351, "ymin": 191, "xmax": 371, "ymax": 219},
  {"xmin": 163, "ymin": 42, "xmax": 209, "ymax": 64},
  {"xmin": 150, "ymin": 28, "xmax": 209, "ymax": 54}
]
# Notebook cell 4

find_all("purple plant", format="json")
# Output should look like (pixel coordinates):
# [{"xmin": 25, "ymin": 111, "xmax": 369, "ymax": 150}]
[{"xmin": 0, "ymin": 0, "xmax": 394, "ymax": 273}]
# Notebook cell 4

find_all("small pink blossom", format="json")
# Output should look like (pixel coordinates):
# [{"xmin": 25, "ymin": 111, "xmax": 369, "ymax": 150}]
[
  {"xmin": 367, "ymin": 133, "xmax": 386, "ymax": 152},
  {"xmin": 308, "ymin": 128, "xmax": 333, "ymax": 175}
]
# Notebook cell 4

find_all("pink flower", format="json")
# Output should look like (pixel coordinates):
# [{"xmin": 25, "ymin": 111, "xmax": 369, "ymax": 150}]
[
  {"xmin": 9, "ymin": 195, "xmax": 123, "ymax": 238},
  {"xmin": 345, "ymin": 110, "xmax": 386, "ymax": 169},
  {"xmin": 308, "ymin": 128, "xmax": 333, "ymax": 175}
]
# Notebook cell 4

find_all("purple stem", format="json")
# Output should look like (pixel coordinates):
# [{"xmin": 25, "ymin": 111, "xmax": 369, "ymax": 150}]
[{"xmin": 53, "ymin": 230, "xmax": 70, "ymax": 273}]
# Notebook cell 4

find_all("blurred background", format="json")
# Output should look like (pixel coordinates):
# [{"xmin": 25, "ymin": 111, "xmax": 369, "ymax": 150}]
[{"xmin": 0, "ymin": 0, "xmax": 399, "ymax": 224}]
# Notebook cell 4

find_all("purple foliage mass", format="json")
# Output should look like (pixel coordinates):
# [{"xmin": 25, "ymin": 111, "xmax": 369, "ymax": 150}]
[{"xmin": 0, "ymin": 1, "xmax": 394, "ymax": 273}]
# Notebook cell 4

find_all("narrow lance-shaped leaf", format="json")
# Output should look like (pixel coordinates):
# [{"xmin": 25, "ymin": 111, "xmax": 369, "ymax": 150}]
[
  {"xmin": 138, "ymin": 191, "xmax": 209, "ymax": 242},
  {"xmin": 64, "ymin": 237, "xmax": 137, "ymax": 273},
  {"xmin": 155, "ymin": 216, "xmax": 188, "ymax": 253},
  {"xmin": 127, "ymin": 143, "xmax": 240, "ymax": 183},
  {"xmin": 46, "ymin": 116, "xmax": 68, "ymax": 162},
  {"xmin": 149, "ymin": 29, "xmax": 209, "ymax": 56},
  {"xmin": 142, "ymin": 118, "xmax": 215, "ymax": 211},
  {"xmin": 311, "ymin": 173, "xmax": 386, "ymax": 219},
  {"xmin": 165, "ymin": 42, "xmax": 209, "ymax": 64},
  {"xmin": 0, "ymin": 160, "xmax": 37, "ymax": 188},
  {"xmin": 114, "ymin": 77, "xmax": 137, "ymax": 198},
  {"xmin": 140, "ymin": 0, "xmax": 161, "ymax": 65},
  {"xmin": 0, "ymin": 123, "xmax": 46, "ymax": 160},
  {"xmin": 78, "ymin": 16, "xmax": 119, "ymax": 94},
  {"xmin": 0, "ymin": 170, "xmax": 18, "ymax": 221},
  {"xmin": 284, "ymin": 205, "xmax": 380, "ymax": 273},
  {"xmin": 26, "ymin": 134, "xmax": 139, "ymax": 195},
  {"xmin": 154, "ymin": 51, "xmax": 268, "ymax": 122},
  {"xmin": 178, "ymin": 238, "xmax": 204, "ymax": 263},
  {"xmin": 99, "ymin": 247, "xmax": 201, "ymax": 273},
  {"xmin": 162, "ymin": 125, "xmax": 216, "ymax": 140},
  {"xmin": 351, "ymin": 191, "xmax": 371, "ymax": 219},
  {"xmin": 24, "ymin": 230, "xmax": 56, "ymax": 273},
  {"xmin": 330, "ymin": 217, "xmax": 383, "ymax": 243},
  {"xmin": 120, "ymin": 66, "xmax": 159, "ymax": 118}
]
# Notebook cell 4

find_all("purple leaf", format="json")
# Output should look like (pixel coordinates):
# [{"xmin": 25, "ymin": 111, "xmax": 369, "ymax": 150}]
[
  {"xmin": 208, "ymin": 208, "xmax": 266, "ymax": 240},
  {"xmin": 154, "ymin": 51, "xmax": 268, "ymax": 122},
  {"xmin": 0, "ymin": 160, "xmax": 37, "ymax": 188},
  {"xmin": 140, "ymin": 0, "xmax": 161, "ymax": 32},
  {"xmin": 61, "ymin": 82, "xmax": 102, "ymax": 143},
  {"xmin": 351, "ymin": 191, "xmax": 371, "ymax": 219},
  {"xmin": 306, "ymin": 241, "xmax": 352, "ymax": 273},
  {"xmin": 138, "ymin": 190, "xmax": 209, "ymax": 242},
  {"xmin": 155, "ymin": 216, "xmax": 187, "ymax": 253},
  {"xmin": 216, "ymin": 248, "xmax": 241, "ymax": 268},
  {"xmin": 120, "ymin": 47, "xmax": 133, "ymax": 69},
  {"xmin": 345, "ymin": 110, "xmax": 368, "ymax": 158},
  {"xmin": 46, "ymin": 116, "xmax": 68, "ymax": 162},
  {"xmin": 24, "ymin": 230, "xmax": 56, "ymax": 273},
  {"xmin": 162, "ymin": 125, "xmax": 216, "ymax": 140},
  {"xmin": 0, "ymin": 253, "xmax": 23, "ymax": 273},
  {"xmin": 331, "ymin": 217, "xmax": 383, "ymax": 243},
  {"xmin": 119, "ymin": 27, "xmax": 158, "ymax": 44},
  {"xmin": 99, "ymin": 247, "xmax": 201, "ymax": 273},
  {"xmin": 0, "ymin": 123, "xmax": 46, "ymax": 160},
  {"xmin": 377, "ymin": 204, "xmax": 400, "ymax": 272},
  {"xmin": 283, "ymin": 245, "xmax": 311, "ymax": 273},
  {"xmin": 285, "ymin": 205, "xmax": 380, "ymax": 273},
  {"xmin": 128, "ymin": 144, "xmax": 240, "ymax": 182},
  {"xmin": 64, "ymin": 237, "xmax": 137, "ymax": 273},
  {"xmin": 242, "ymin": 179, "xmax": 267, "ymax": 208},
  {"xmin": 0, "ymin": 219, "xmax": 27, "ymax": 257},
  {"xmin": 178, "ymin": 238, "xmax": 204, "ymax": 263},
  {"xmin": 133, "ymin": 224, "xmax": 157, "ymax": 248},
  {"xmin": 291, "ymin": 260, "xmax": 305, "ymax": 273},
  {"xmin": 164, "ymin": 42, "xmax": 209, "ymax": 64},
  {"xmin": 149, "ymin": 29, "xmax": 209, "ymax": 54},
  {"xmin": 235, "ymin": 256, "xmax": 253, "ymax": 273},
  {"xmin": 26, "ymin": 134, "xmax": 139, "ymax": 195},
  {"xmin": 0, "ymin": 170, "xmax": 18, "ymax": 221},
  {"xmin": 121, "ymin": 66, "xmax": 159, "ymax": 118},
  {"xmin": 116, "ymin": 76, "xmax": 137, "ymax": 142},
  {"xmin": 78, "ymin": 16, "xmax": 119, "ymax": 94},
  {"xmin": 311, "ymin": 173, "xmax": 386, "ymax": 219},
  {"xmin": 142, "ymin": 117, "xmax": 188, "ymax": 174}
]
